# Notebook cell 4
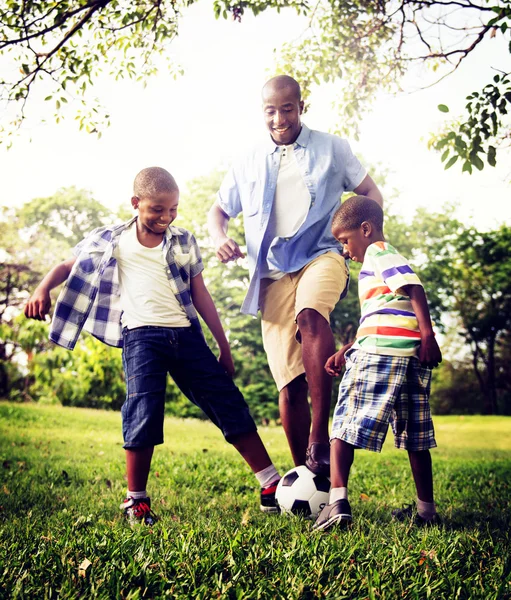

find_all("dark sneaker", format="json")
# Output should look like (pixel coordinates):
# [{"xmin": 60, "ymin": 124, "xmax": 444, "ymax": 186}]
[
  {"xmin": 392, "ymin": 503, "xmax": 442, "ymax": 527},
  {"xmin": 260, "ymin": 480, "xmax": 280, "ymax": 513},
  {"xmin": 120, "ymin": 497, "xmax": 158, "ymax": 526},
  {"xmin": 305, "ymin": 442, "xmax": 330, "ymax": 476},
  {"xmin": 312, "ymin": 499, "xmax": 352, "ymax": 531}
]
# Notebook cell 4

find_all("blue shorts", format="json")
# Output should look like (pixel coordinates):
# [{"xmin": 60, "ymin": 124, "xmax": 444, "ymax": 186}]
[
  {"xmin": 331, "ymin": 349, "xmax": 436, "ymax": 453},
  {"xmin": 121, "ymin": 326, "xmax": 257, "ymax": 448}
]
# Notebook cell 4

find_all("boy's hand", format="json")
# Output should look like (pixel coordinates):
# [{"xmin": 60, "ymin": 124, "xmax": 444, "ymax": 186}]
[
  {"xmin": 219, "ymin": 349, "xmax": 235, "ymax": 378},
  {"xmin": 324, "ymin": 343, "xmax": 353, "ymax": 376},
  {"xmin": 418, "ymin": 335, "xmax": 442, "ymax": 369},
  {"xmin": 24, "ymin": 288, "xmax": 51, "ymax": 320},
  {"xmin": 214, "ymin": 236, "xmax": 245, "ymax": 264}
]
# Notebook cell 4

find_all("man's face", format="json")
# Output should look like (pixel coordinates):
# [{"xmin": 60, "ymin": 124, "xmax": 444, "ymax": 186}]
[
  {"xmin": 332, "ymin": 225, "xmax": 371, "ymax": 263},
  {"xmin": 262, "ymin": 84, "xmax": 304, "ymax": 145},
  {"xmin": 132, "ymin": 191, "xmax": 179, "ymax": 235}
]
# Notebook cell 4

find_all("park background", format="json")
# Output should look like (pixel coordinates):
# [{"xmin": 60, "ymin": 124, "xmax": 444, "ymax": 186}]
[
  {"xmin": 1, "ymin": 1, "xmax": 510, "ymax": 419},
  {"xmin": 0, "ymin": 2, "xmax": 510, "ymax": 598}
]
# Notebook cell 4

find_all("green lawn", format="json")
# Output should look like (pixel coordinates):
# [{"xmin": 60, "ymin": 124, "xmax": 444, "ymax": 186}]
[{"xmin": 0, "ymin": 402, "xmax": 510, "ymax": 599}]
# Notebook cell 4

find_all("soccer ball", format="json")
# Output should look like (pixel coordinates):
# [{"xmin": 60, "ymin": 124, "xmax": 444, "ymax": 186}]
[{"xmin": 276, "ymin": 465, "xmax": 330, "ymax": 518}]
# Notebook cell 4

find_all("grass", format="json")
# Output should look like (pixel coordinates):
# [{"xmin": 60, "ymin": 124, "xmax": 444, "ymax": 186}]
[{"xmin": 0, "ymin": 402, "xmax": 510, "ymax": 599}]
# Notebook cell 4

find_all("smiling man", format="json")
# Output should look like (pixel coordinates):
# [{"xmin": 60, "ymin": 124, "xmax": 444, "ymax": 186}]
[{"xmin": 207, "ymin": 75, "xmax": 383, "ymax": 476}]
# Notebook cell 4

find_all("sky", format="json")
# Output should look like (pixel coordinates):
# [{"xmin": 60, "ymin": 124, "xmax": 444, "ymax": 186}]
[{"xmin": 1, "ymin": 2, "xmax": 510, "ymax": 230}]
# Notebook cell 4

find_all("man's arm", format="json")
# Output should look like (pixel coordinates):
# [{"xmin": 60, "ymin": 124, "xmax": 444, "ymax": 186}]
[
  {"xmin": 24, "ymin": 257, "xmax": 77, "ymax": 320},
  {"xmin": 190, "ymin": 272, "xmax": 235, "ymax": 376},
  {"xmin": 403, "ymin": 284, "xmax": 442, "ymax": 369},
  {"xmin": 353, "ymin": 174, "xmax": 384, "ymax": 207},
  {"xmin": 207, "ymin": 201, "xmax": 245, "ymax": 264}
]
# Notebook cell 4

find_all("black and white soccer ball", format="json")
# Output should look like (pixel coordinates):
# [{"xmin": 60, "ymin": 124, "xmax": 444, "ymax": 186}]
[{"xmin": 275, "ymin": 465, "xmax": 330, "ymax": 518}]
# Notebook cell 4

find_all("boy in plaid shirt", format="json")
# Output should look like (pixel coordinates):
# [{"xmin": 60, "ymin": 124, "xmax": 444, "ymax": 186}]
[
  {"xmin": 313, "ymin": 196, "xmax": 442, "ymax": 531},
  {"xmin": 25, "ymin": 167, "xmax": 280, "ymax": 524}
]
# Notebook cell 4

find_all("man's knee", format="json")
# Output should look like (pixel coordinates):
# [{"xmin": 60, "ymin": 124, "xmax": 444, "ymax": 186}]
[
  {"xmin": 297, "ymin": 308, "xmax": 329, "ymax": 335},
  {"xmin": 279, "ymin": 375, "xmax": 308, "ymax": 407}
]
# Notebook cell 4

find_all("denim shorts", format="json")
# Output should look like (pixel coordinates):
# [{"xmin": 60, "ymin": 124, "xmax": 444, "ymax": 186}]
[
  {"xmin": 121, "ymin": 326, "xmax": 257, "ymax": 448},
  {"xmin": 331, "ymin": 348, "xmax": 436, "ymax": 452}
]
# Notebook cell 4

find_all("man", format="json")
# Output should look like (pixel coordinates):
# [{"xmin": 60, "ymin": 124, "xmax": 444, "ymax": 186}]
[{"xmin": 207, "ymin": 75, "xmax": 383, "ymax": 475}]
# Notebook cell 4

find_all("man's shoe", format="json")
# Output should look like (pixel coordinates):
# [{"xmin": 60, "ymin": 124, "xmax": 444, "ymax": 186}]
[
  {"xmin": 260, "ymin": 480, "xmax": 280, "ymax": 513},
  {"xmin": 120, "ymin": 496, "xmax": 158, "ymax": 525},
  {"xmin": 392, "ymin": 503, "xmax": 442, "ymax": 527},
  {"xmin": 305, "ymin": 442, "xmax": 330, "ymax": 476},
  {"xmin": 312, "ymin": 499, "xmax": 352, "ymax": 531}
]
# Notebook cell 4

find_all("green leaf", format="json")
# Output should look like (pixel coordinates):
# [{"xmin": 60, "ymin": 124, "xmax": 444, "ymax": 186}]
[
  {"xmin": 488, "ymin": 146, "xmax": 497, "ymax": 167},
  {"xmin": 441, "ymin": 149, "xmax": 450, "ymax": 163},
  {"xmin": 445, "ymin": 155, "xmax": 458, "ymax": 170},
  {"xmin": 438, "ymin": 104, "xmax": 449, "ymax": 113},
  {"xmin": 462, "ymin": 161, "xmax": 473, "ymax": 174},
  {"xmin": 471, "ymin": 154, "xmax": 484, "ymax": 171}
]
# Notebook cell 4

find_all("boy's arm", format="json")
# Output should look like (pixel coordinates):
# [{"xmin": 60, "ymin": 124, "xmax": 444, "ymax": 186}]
[
  {"xmin": 325, "ymin": 341, "xmax": 355, "ymax": 376},
  {"xmin": 189, "ymin": 272, "xmax": 235, "ymax": 377},
  {"xmin": 402, "ymin": 284, "xmax": 442, "ymax": 369},
  {"xmin": 24, "ymin": 257, "xmax": 77, "ymax": 320}
]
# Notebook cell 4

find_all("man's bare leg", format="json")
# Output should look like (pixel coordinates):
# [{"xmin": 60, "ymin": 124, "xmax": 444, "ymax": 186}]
[
  {"xmin": 278, "ymin": 374, "xmax": 310, "ymax": 466},
  {"xmin": 297, "ymin": 308, "xmax": 335, "ymax": 445}
]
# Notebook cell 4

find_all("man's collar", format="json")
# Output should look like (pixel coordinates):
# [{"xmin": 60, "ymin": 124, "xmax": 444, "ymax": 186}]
[{"xmin": 264, "ymin": 123, "xmax": 311, "ymax": 155}]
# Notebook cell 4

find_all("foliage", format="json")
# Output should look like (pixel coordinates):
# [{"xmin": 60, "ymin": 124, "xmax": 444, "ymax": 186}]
[
  {"xmin": 431, "ymin": 73, "xmax": 511, "ymax": 173},
  {"xmin": 410, "ymin": 212, "xmax": 511, "ymax": 415},
  {"xmin": 16, "ymin": 186, "xmax": 116, "ymax": 247},
  {"xmin": 272, "ymin": 0, "xmax": 511, "ymax": 170},
  {"xmin": 1, "ymin": 402, "xmax": 511, "ymax": 599},
  {"xmin": 1, "ymin": 0, "xmax": 510, "ymax": 172},
  {"xmin": 0, "ymin": 0, "xmax": 183, "ymax": 142}
]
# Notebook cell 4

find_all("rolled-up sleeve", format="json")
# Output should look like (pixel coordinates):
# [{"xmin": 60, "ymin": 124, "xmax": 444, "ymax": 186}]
[
  {"xmin": 339, "ymin": 139, "xmax": 366, "ymax": 191},
  {"xmin": 188, "ymin": 233, "xmax": 205, "ymax": 278},
  {"xmin": 217, "ymin": 168, "xmax": 242, "ymax": 218}
]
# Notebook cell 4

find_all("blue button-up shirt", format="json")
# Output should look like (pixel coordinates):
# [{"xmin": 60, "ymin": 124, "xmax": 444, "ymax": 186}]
[{"xmin": 217, "ymin": 124, "xmax": 366, "ymax": 316}]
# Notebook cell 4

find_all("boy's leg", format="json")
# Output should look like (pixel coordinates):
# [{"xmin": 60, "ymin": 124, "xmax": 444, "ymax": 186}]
[
  {"xmin": 120, "ymin": 327, "xmax": 170, "ymax": 524},
  {"xmin": 168, "ymin": 329, "xmax": 280, "ymax": 511},
  {"xmin": 125, "ymin": 446, "xmax": 154, "ymax": 492},
  {"xmin": 312, "ymin": 439, "xmax": 354, "ymax": 530},
  {"xmin": 408, "ymin": 449, "xmax": 434, "ymax": 503},
  {"xmin": 391, "ymin": 360, "xmax": 439, "ymax": 524}
]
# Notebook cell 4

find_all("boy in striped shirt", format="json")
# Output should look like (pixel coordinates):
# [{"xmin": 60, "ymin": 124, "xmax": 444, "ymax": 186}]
[{"xmin": 313, "ymin": 196, "xmax": 442, "ymax": 531}]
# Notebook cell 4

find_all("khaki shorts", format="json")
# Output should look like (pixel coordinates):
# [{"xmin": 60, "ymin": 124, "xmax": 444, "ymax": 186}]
[{"xmin": 260, "ymin": 252, "xmax": 349, "ymax": 391}]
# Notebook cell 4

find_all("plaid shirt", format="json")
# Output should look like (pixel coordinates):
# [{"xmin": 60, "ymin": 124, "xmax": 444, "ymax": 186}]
[{"xmin": 50, "ymin": 217, "xmax": 204, "ymax": 350}]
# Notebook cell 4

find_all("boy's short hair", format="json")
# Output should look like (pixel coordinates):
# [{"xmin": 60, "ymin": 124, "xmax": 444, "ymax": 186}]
[
  {"xmin": 133, "ymin": 167, "xmax": 178, "ymax": 198},
  {"xmin": 332, "ymin": 195, "xmax": 384, "ymax": 232}
]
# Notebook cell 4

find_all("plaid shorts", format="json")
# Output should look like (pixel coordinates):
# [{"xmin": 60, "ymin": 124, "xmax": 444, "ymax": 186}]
[{"xmin": 331, "ymin": 348, "xmax": 437, "ymax": 452}]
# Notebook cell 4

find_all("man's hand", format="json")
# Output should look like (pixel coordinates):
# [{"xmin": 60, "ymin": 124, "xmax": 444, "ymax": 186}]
[
  {"xmin": 214, "ymin": 236, "xmax": 246, "ymax": 264},
  {"xmin": 418, "ymin": 334, "xmax": 442, "ymax": 369},
  {"xmin": 324, "ymin": 343, "xmax": 354, "ymax": 376},
  {"xmin": 24, "ymin": 288, "xmax": 51, "ymax": 321},
  {"xmin": 219, "ymin": 348, "xmax": 235, "ymax": 378}
]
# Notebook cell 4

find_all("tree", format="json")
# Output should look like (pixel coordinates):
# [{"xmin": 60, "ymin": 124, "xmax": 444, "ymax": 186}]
[
  {"xmin": 1, "ymin": 1, "xmax": 509, "ymax": 172},
  {"xmin": 411, "ymin": 211, "xmax": 511, "ymax": 415},
  {"xmin": 16, "ymin": 186, "xmax": 115, "ymax": 247}
]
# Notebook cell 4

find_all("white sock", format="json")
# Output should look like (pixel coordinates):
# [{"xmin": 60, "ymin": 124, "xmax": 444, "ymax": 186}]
[
  {"xmin": 417, "ymin": 498, "xmax": 437, "ymax": 520},
  {"xmin": 255, "ymin": 464, "xmax": 280, "ymax": 488},
  {"xmin": 127, "ymin": 489, "xmax": 148, "ymax": 500},
  {"xmin": 329, "ymin": 487, "xmax": 348, "ymax": 503}
]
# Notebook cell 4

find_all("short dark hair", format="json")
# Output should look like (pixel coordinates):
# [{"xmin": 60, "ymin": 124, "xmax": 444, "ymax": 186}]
[
  {"xmin": 133, "ymin": 167, "xmax": 178, "ymax": 198},
  {"xmin": 262, "ymin": 75, "xmax": 301, "ymax": 101},
  {"xmin": 332, "ymin": 195, "xmax": 384, "ymax": 232}
]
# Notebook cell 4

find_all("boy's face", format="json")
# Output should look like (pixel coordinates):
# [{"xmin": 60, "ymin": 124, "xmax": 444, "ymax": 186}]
[
  {"xmin": 332, "ymin": 223, "xmax": 372, "ymax": 263},
  {"xmin": 132, "ymin": 191, "xmax": 179, "ymax": 235},
  {"xmin": 262, "ymin": 84, "xmax": 304, "ymax": 146}
]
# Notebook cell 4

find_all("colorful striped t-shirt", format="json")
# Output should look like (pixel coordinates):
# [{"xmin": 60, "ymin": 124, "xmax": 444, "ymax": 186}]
[{"xmin": 353, "ymin": 241, "xmax": 423, "ymax": 357}]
